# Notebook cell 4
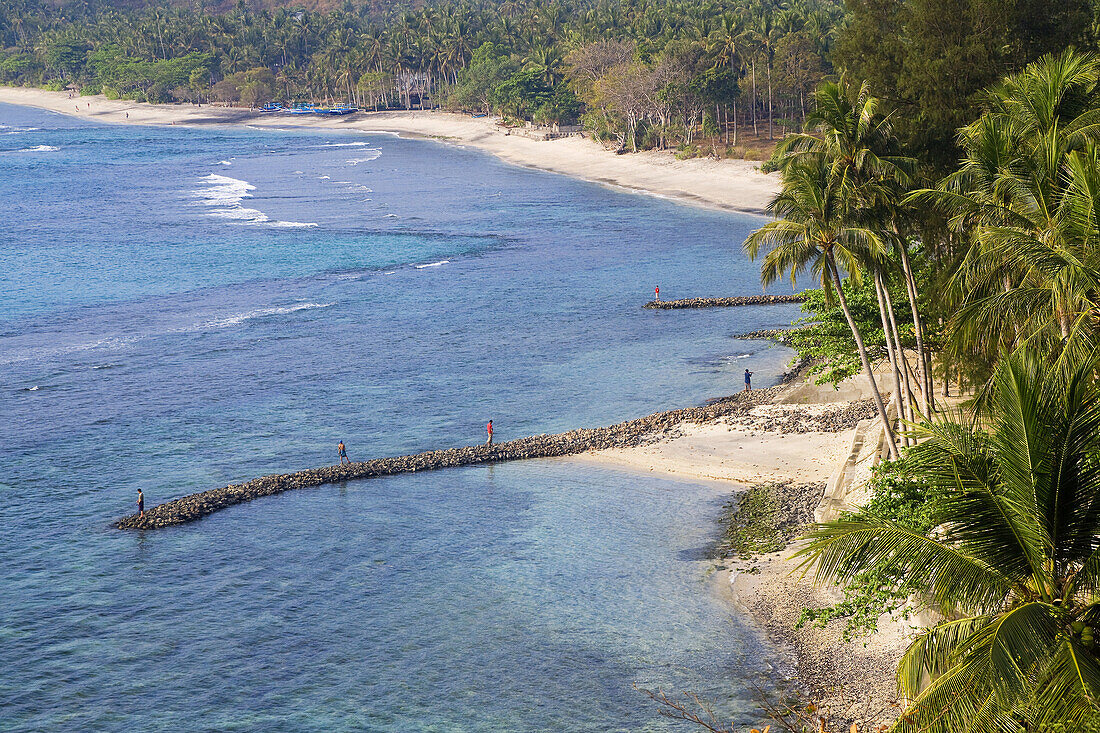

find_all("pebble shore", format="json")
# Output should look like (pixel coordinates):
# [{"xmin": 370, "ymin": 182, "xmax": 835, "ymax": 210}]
[
  {"xmin": 643, "ymin": 294, "xmax": 806, "ymax": 309},
  {"xmin": 118, "ymin": 387, "xmax": 781, "ymax": 529}
]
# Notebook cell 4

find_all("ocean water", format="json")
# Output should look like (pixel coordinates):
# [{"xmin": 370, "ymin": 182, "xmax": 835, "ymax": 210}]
[{"xmin": 0, "ymin": 103, "xmax": 799, "ymax": 731}]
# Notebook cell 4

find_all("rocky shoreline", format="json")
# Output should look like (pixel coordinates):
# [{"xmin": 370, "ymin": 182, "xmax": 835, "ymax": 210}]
[
  {"xmin": 643, "ymin": 294, "xmax": 806, "ymax": 309},
  {"xmin": 117, "ymin": 387, "xmax": 781, "ymax": 529}
]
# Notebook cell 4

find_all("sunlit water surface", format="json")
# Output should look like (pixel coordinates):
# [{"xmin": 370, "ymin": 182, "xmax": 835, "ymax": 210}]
[{"xmin": 0, "ymin": 103, "xmax": 797, "ymax": 731}]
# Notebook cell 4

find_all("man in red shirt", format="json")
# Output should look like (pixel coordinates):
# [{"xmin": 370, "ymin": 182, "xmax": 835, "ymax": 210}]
[{"xmin": 486, "ymin": 420, "xmax": 494, "ymax": 445}]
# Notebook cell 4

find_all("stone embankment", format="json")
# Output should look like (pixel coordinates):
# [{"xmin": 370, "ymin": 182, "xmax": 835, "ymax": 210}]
[
  {"xmin": 725, "ymin": 399, "xmax": 877, "ymax": 434},
  {"xmin": 733, "ymin": 327, "xmax": 805, "ymax": 343},
  {"xmin": 118, "ymin": 387, "xmax": 781, "ymax": 530},
  {"xmin": 643, "ymin": 294, "xmax": 806, "ymax": 310}
]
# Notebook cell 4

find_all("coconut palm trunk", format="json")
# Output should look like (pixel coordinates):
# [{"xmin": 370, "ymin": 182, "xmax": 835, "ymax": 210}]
[
  {"xmin": 829, "ymin": 255, "xmax": 900, "ymax": 459},
  {"xmin": 874, "ymin": 274, "xmax": 911, "ymax": 446},
  {"xmin": 881, "ymin": 274, "xmax": 918, "ymax": 426}
]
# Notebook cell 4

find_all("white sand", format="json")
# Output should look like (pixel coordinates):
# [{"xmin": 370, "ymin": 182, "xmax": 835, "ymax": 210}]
[
  {"xmin": 579, "ymin": 423, "xmax": 854, "ymax": 485},
  {"xmin": 0, "ymin": 87, "xmax": 778, "ymax": 215}
]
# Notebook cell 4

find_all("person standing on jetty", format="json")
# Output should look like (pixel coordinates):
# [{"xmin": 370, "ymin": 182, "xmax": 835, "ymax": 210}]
[
  {"xmin": 338, "ymin": 440, "xmax": 350, "ymax": 464},
  {"xmin": 137, "ymin": 489, "xmax": 144, "ymax": 519},
  {"xmin": 486, "ymin": 420, "xmax": 494, "ymax": 445},
  {"xmin": 744, "ymin": 368, "xmax": 753, "ymax": 391}
]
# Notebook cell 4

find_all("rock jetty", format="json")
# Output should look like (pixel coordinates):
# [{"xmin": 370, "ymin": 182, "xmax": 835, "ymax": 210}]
[
  {"xmin": 643, "ymin": 294, "xmax": 806, "ymax": 309},
  {"xmin": 117, "ymin": 387, "xmax": 781, "ymax": 530}
]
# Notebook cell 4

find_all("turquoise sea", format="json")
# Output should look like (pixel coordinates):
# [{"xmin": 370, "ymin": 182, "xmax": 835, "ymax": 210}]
[{"xmin": 0, "ymin": 103, "xmax": 799, "ymax": 731}]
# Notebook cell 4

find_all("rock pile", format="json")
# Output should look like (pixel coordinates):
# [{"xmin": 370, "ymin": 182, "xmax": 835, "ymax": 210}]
[
  {"xmin": 643, "ymin": 294, "xmax": 806, "ymax": 309},
  {"xmin": 733, "ymin": 328, "xmax": 805, "ymax": 343},
  {"xmin": 117, "ymin": 387, "xmax": 782, "ymax": 530},
  {"xmin": 725, "ymin": 399, "xmax": 876, "ymax": 434}
]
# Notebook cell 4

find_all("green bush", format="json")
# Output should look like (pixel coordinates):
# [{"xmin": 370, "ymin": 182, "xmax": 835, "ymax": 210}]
[{"xmin": 796, "ymin": 456, "xmax": 942, "ymax": 640}]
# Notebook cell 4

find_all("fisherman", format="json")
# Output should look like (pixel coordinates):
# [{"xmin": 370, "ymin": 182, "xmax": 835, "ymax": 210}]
[
  {"xmin": 338, "ymin": 440, "xmax": 350, "ymax": 465},
  {"xmin": 744, "ymin": 368, "xmax": 753, "ymax": 391},
  {"xmin": 486, "ymin": 420, "xmax": 494, "ymax": 445},
  {"xmin": 137, "ymin": 489, "xmax": 145, "ymax": 519}
]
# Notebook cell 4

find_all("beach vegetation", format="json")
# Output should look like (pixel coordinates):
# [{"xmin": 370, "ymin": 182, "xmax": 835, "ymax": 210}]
[
  {"xmin": 797, "ymin": 456, "xmax": 939, "ymax": 640},
  {"xmin": 797, "ymin": 348, "xmax": 1100, "ymax": 730}
]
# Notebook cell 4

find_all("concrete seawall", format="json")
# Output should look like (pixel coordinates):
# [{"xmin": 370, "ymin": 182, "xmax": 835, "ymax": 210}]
[
  {"xmin": 117, "ymin": 388, "xmax": 781, "ymax": 530},
  {"xmin": 643, "ymin": 294, "xmax": 806, "ymax": 309}
]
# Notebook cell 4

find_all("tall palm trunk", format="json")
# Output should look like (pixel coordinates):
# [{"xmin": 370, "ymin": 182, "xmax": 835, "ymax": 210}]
[
  {"xmin": 881, "ymin": 275, "xmax": 917, "ymax": 427},
  {"xmin": 828, "ymin": 255, "xmax": 900, "ymax": 460},
  {"xmin": 874, "ymin": 274, "xmax": 910, "ymax": 447},
  {"xmin": 751, "ymin": 60, "xmax": 758, "ymax": 137},
  {"xmin": 894, "ymin": 229, "xmax": 933, "ymax": 415},
  {"xmin": 767, "ymin": 60, "xmax": 773, "ymax": 140}
]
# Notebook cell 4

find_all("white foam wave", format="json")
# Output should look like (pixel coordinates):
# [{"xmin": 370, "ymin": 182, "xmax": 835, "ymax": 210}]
[
  {"xmin": 195, "ymin": 173, "xmax": 255, "ymax": 206},
  {"xmin": 19, "ymin": 145, "xmax": 59, "ymax": 152},
  {"xmin": 217, "ymin": 160, "xmax": 233, "ymax": 166},
  {"xmin": 26, "ymin": 385, "xmax": 39, "ymax": 391},
  {"xmin": 319, "ymin": 175, "xmax": 331, "ymax": 180},
  {"xmin": 346, "ymin": 150, "xmax": 382, "ymax": 165},
  {"xmin": 192, "ymin": 173, "xmax": 302, "ymax": 227},
  {"xmin": 383, "ymin": 213, "xmax": 399, "ymax": 218},
  {"xmin": 196, "ymin": 302, "xmax": 334, "ymax": 330},
  {"xmin": 1, "ymin": 125, "xmax": 40, "ymax": 135},
  {"xmin": 414, "ymin": 260, "xmax": 449, "ymax": 269},
  {"xmin": 317, "ymin": 141, "xmax": 373, "ymax": 148},
  {"xmin": 270, "ymin": 220, "xmax": 318, "ymax": 228}
]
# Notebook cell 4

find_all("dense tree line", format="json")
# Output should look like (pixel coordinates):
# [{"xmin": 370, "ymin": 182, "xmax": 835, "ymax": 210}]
[
  {"xmin": 746, "ymin": 47, "xmax": 1100, "ymax": 731},
  {"xmin": 0, "ymin": 0, "xmax": 842, "ymax": 154}
]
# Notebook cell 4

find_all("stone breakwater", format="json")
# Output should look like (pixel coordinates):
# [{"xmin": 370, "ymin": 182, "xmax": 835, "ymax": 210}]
[
  {"xmin": 117, "ymin": 388, "xmax": 781, "ymax": 530},
  {"xmin": 643, "ymin": 294, "xmax": 806, "ymax": 309}
]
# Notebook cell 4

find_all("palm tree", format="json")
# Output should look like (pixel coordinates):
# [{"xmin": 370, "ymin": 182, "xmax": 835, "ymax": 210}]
[
  {"xmin": 779, "ymin": 79, "xmax": 933, "ymax": 418},
  {"xmin": 920, "ymin": 49, "xmax": 1100, "ymax": 376},
  {"xmin": 744, "ymin": 156, "xmax": 901, "ymax": 459},
  {"xmin": 796, "ymin": 348, "xmax": 1100, "ymax": 731}
]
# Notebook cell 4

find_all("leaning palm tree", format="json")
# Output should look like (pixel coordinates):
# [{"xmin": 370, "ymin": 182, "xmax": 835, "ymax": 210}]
[
  {"xmin": 796, "ymin": 348, "xmax": 1100, "ymax": 731},
  {"xmin": 779, "ymin": 79, "xmax": 933, "ymax": 418},
  {"xmin": 744, "ymin": 156, "xmax": 900, "ymax": 459}
]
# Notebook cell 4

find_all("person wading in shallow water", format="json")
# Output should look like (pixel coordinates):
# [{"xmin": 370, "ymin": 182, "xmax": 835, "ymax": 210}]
[
  {"xmin": 338, "ymin": 440, "xmax": 350, "ymax": 465},
  {"xmin": 137, "ymin": 489, "xmax": 144, "ymax": 518},
  {"xmin": 744, "ymin": 368, "xmax": 753, "ymax": 391},
  {"xmin": 486, "ymin": 420, "xmax": 494, "ymax": 445}
]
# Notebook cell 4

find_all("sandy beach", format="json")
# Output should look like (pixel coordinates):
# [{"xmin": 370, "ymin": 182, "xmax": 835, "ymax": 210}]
[{"xmin": 0, "ymin": 86, "xmax": 778, "ymax": 216}]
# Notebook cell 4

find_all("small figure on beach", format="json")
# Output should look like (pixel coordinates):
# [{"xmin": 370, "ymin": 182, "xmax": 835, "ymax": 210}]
[
  {"xmin": 654, "ymin": 285, "xmax": 660, "ymax": 302},
  {"xmin": 486, "ymin": 420, "xmax": 494, "ymax": 445},
  {"xmin": 744, "ymin": 368, "xmax": 753, "ymax": 391},
  {"xmin": 338, "ymin": 440, "xmax": 350, "ymax": 464},
  {"xmin": 125, "ymin": 112, "xmax": 128, "ymax": 119},
  {"xmin": 137, "ymin": 489, "xmax": 144, "ymax": 518}
]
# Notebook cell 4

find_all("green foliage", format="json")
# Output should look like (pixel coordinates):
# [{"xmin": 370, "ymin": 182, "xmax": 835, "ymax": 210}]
[
  {"xmin": 797, "ymin": 349, "xmax": 1100, "ymax": 730},
  {"xmin": 796, "ymin": 457, "xmax": 939, "ymax": 640},
  {"xmin": 87, "ymin": 47, "xmax": 212, "ymax": 103},
  {"xmin": 833, "ymin": 0, "xmax": 1092, "ymax": 169},
  {"xmin": 786, "ymin": 282, "xmax": 890, "ymax": 386}
]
